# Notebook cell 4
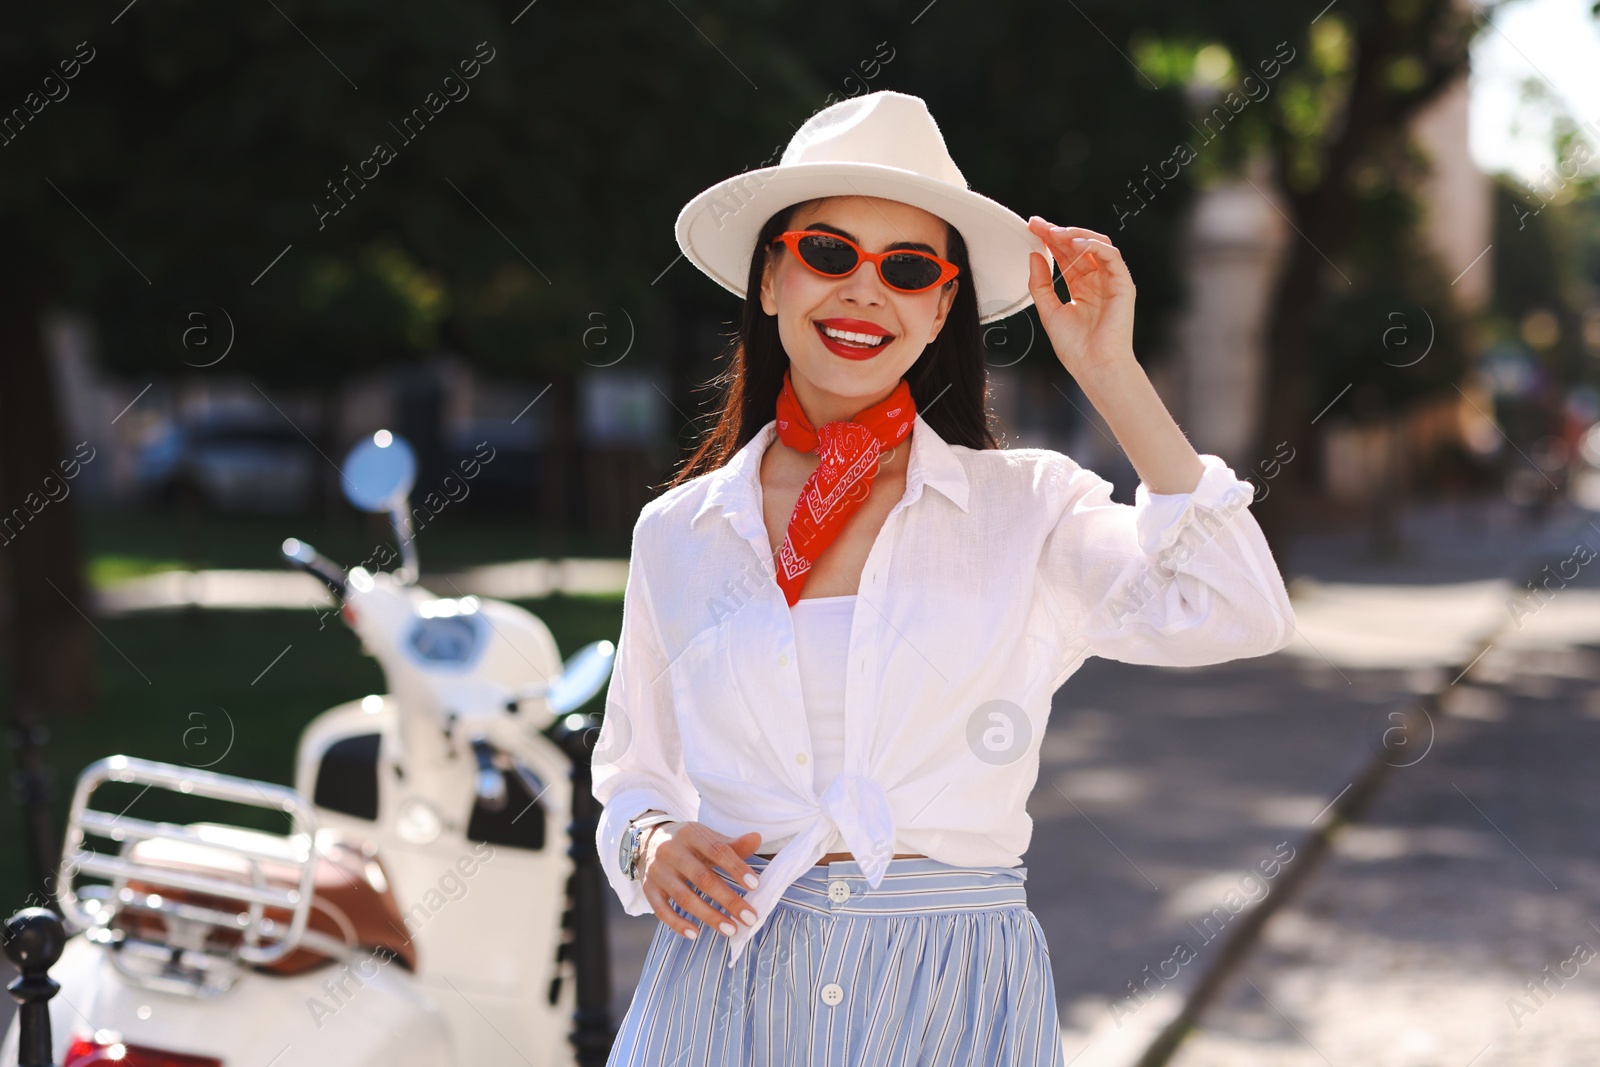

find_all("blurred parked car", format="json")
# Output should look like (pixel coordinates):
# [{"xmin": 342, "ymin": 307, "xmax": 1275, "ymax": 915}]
[{"xmin": 135, "ymin": 414, "xmax": 320, "ymax": 513}]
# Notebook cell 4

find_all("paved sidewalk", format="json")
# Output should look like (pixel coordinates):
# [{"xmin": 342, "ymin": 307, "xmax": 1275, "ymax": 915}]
[
  {"xmin": 1142, "ymin": 496, "xmax": 1600, "ymax": 1067},
  {"xmin": 1162, "ymin": 657, "xmax": 1600, "ymax": 1067}
]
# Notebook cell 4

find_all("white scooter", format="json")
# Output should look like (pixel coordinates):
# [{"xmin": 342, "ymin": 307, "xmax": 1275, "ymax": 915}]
[{"xmin": 2, "ymin": 430, "xmax": 619, "ymax": 1067}]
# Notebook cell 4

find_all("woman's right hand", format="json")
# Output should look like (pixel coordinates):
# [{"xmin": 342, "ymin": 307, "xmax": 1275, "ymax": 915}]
[{"xmin": 639, "ymin": 821, "xmax": 763, "ymax": 941}]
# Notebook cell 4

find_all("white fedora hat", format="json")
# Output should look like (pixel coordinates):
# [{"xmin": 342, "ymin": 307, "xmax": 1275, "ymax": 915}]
[{"xmin": 674, "ymin": 90, "xmax": 1047, "ymax": 325}]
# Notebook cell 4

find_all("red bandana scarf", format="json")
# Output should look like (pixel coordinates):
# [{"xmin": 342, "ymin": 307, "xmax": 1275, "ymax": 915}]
[{"xmin": 772, "ymin": 368, "xmax": 915, "ymax": 606}]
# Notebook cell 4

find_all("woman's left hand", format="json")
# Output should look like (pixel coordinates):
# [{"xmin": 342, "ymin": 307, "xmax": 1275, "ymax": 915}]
[{"xmin": 1025, "ymin": 217, "xmax": 1137, "ymax": 380}]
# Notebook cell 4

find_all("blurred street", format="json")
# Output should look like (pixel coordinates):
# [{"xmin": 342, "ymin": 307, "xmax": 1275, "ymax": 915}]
[{"xmin": 595, "ymin": 494, "xmax": 1600, "ymax": 1066}]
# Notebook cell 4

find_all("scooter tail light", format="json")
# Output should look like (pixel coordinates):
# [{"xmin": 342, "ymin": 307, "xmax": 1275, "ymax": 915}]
[{"xmin": 65, "ymin": 1036, "xmax": 224, "ymax": 1067}]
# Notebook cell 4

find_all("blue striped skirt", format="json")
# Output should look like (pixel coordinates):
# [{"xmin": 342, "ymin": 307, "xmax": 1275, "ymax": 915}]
[{"xmin": 607, "ymin": 855, "xmax": 1066, "ymax": 1066}]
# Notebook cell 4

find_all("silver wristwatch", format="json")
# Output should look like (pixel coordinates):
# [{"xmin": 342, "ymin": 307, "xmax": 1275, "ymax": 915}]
[{"xmin": 620, "ymin": 812, "xmax": 678, "ymax": 881}]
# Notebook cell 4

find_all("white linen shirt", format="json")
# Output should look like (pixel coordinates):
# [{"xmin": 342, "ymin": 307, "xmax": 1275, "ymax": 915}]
[{"xmin": 592, "ymin": 411, "xmax": 1296, "ymax": 966}]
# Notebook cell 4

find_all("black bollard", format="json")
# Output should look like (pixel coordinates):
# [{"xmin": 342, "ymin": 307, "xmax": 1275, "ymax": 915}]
[
  {"xmin": 566, "ymin": 743, "xmax": 614, "ymax": 1065},
  {"xmin": 548, "ymin": 710, "xmax": 616, "ymax": 1066},
  {"xmin": 4, "ymin": 907, "xmax": 66, "ymax": 1067}
]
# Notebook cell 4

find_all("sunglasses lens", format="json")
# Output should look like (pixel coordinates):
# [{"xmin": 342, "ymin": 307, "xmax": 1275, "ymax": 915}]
[
  {"xmin": 796, "ymin": 234, "xmax": 859, "ymax": 276},
  {"xmin": 789, "ymin": 233, "xmax": 949, "ymax": 291},
  {"xmin": 881, "ymin": 253, "xmax": 944, "ymax": 291}
]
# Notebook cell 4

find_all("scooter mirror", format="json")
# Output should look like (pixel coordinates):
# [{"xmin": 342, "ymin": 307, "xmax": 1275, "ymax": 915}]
[
  {"xmin": 342, "ymin": 430, "xmax": 417, "ymax": 513},
  {"xmin": 547, "ymin": 640, "xmax": 617, "ymax": 715}
]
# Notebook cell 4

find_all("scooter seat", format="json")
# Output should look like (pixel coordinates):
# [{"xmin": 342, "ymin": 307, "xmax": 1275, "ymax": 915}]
[{"xmin": 111, "ymin": 823, "xmax": 418, "ymax": 976}]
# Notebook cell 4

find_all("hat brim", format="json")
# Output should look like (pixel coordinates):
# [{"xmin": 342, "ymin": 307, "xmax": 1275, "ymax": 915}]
[{"xmin": 674, "ymin": 162, "xmax": 1048, "ymax": 325}]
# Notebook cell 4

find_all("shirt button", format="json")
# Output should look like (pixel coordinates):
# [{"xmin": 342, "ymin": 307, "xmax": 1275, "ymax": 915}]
[
  {"xmin": 820, "ymin": 982, "xmax": 844, "ymax": 1006},
  {"xmin": 795, "ymin": 752, "xmax": 808, "ymax": 765},
  {"xmin": 778, "ymin": 653, "xmax": 790, "ymax": 667},
  {"xmin": 827, "ymin": 880, "xmax": 850, "ymax": 904}
]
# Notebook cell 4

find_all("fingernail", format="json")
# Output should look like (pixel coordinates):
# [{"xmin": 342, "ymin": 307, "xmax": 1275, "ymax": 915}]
[
  {"xmin": 740, "ymin": 909, "xmax": 758, "ymax": 925},
  {"xmin": 683, "ymin": 927, "xmax": 698, "ymax": 940},
  {"xmin": 744, "ymin": 873, "xmax": 760, "ymax": 889},
  {"xmin": 719, "ymin": 921, "xmax": 736, "ymax": 936}
]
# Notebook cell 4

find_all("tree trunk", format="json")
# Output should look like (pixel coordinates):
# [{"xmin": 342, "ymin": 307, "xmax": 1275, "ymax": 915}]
[
  {"xmin": 1250, "ymin": 0, "xmax": 1474, "ymax": 571},
  {"xmin": 543, "ymin": 365, "xmax": 577, "ymax": 551},
  {"xmin": 0, "ymin": 257, "xmax": 98, "ymax": 902},
  {"xmin": 0, "ymin": 275, "xmax": 98, "ymax": 720},
  {"xmin": 1248, "ymin": 1, "xmax": 1416, "ymax": 570}
]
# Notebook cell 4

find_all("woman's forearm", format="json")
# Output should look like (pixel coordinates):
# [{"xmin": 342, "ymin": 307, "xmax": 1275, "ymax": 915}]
[{"xmin": 1075, "ymin": 356, "xmax": 1206, "ymax": 496}]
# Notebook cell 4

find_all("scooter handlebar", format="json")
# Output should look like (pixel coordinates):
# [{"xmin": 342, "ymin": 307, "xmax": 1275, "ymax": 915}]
[{"xmin": 281, "ymin": 537, "xmax": 349, "ymax": 599}]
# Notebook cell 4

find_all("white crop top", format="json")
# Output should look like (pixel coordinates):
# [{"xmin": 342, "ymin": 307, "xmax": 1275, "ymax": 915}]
[{"xmin": 787, "ymin": 593, "xmax": 855, "ymax": 851}]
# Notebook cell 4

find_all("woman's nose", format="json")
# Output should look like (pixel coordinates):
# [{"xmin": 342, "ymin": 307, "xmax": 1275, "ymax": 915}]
[{"xmin": 837, "ymin": 264, "xmax": 888, "ymax": 306}]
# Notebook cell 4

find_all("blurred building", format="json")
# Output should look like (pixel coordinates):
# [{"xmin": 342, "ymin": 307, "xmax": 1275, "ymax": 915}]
[{"xmin": 1413, "ymin": 73, "xmax": 1494, "ymax": 314}]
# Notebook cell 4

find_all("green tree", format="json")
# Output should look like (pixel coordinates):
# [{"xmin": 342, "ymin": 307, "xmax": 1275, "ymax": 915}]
[{"xmin": 1205, "ymin": 0, "xmax": 1481, "ymax": 558}]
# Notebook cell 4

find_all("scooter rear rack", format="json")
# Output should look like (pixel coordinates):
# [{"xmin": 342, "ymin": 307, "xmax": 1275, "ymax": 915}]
[{"xmin": 57, "ymin": 755, "xmax": 320, "ymax": 994}]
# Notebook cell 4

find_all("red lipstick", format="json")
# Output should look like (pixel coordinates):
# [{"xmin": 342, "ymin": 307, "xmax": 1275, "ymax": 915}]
[{"xmin": 813, "ymin": 318, "xmax": 895, "ymax": 361}]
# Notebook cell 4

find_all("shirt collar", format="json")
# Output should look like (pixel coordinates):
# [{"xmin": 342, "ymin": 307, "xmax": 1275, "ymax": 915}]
[{"xmin": 691, "ymin": 409, "xmax": 972, "ymax": 531}]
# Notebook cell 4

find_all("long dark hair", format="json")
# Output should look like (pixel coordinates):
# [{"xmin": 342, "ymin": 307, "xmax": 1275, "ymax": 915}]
[{"xmin": 663, "ymin": 197, "xmax": 999, "ymax": 490}]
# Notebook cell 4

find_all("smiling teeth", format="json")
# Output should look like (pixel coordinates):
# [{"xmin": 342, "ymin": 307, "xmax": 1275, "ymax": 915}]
[{"xmin": 821, "ymin": 325, "xmax": 888, "ymax": 345}]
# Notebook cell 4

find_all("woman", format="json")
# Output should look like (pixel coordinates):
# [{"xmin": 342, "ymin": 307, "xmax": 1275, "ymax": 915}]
[{"xmin": 592, "ymin": 90, "xmax": 1296, "ymax": 1066}]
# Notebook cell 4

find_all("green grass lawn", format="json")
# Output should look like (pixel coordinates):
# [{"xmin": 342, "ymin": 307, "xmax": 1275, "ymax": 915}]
[{"xmin": 0, "ymin": 593, "xmax": 624, "ymax": 917}]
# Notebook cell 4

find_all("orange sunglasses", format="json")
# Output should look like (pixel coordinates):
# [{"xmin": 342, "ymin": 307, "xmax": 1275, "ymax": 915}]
[{"xmin": 770, "ymin": 230, "xmax": 960, "ymax": 293}]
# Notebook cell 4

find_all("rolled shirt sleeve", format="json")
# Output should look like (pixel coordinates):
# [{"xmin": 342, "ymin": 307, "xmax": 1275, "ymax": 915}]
[
  {"xmin": 1039, "ymin": 452, "xmax": 1296, "ymax": 670},
  {"xmin": 592, "ymin": 513, "xmax": 701, "ymax": 915}
]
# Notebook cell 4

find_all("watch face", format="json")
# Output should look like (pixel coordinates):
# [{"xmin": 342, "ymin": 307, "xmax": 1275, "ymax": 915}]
[{"xmin": 620, "ymin": 827, "xmax": 637, "ymax": 877}]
